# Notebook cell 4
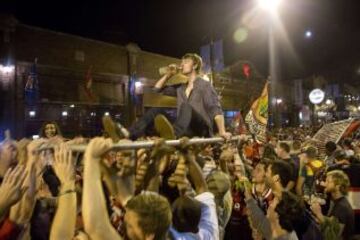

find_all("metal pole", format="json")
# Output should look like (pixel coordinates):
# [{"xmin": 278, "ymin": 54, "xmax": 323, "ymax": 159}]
[{"xmin": 37, "ymin": 136, "xmax": 243, "ymax": 153}]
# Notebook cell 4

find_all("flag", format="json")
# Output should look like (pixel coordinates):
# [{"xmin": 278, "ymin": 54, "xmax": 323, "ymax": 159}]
[
  {"xmin": 200, "ymin": 44, "xmax": 211, "ymax": 74},
  {"xmin": 84, "ymin": 66, "xmax": 95, "ymax": 101},
  {"xmin": 212, "ymin": 39, "xmax": 224, "ymax": 72},
  {"xmin": 242, "ymin": 63, "xmax": 251, "ymax": 79},
  {"xmin": 245, "ymin": 82, "xmax": 269, "ymax": 143},
  {"xmin": 312, "ymin": 118, "xmax": 355, "ymax": 159},
  {"xmin": 24, "ymin": 58, "xmax": 39, "ymax": 106}
]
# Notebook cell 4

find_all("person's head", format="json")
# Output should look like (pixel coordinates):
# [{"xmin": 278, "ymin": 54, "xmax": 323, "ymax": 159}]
[
  {"xmin": 333, "ymin": 150, "xmax": 348, "ymax": 164},
  {"xmin": 342, "ymin": 138, "xmax": 353, "ymax": 150},
  {"xmin": 172, "ymin": 195, "xmax": 202, "ymax": 233},
  {"xmin": 269, "ymin": 136, "xmax": 278, "ymax": 147},
  {"xmin": 262, "ymin": 144, "xmax": 277, "ymax": 161},
  {"xmin": 206, "ymin": 170, "xmax": 231, "ymax": 205},
  {"xmin": 299, "ymin": 146, "xmax": 318, "ymax": 163},
  {"xmin": 275, "ymin": 142, "xmax": 290, "ymax": 159},
  {"xmin": 325, "ymin": 170, "xmax": 350, "ymax": 196},
  {"xmin": 292, "ymin": 140, "xmax": 301, "ymax": 153},
  {"xmin": 325, "ymin": 141, "xmax": 337, "ymax": 156},
  {"xmin": 267, "ymin": 191, "xmax": 303, "ymax": 233},
  {"xmin": 40, "ymin": 121, "xmax": 62, "ymax": 139},
  {"xmin": 252, "ymin": 159, "xmax": 270, "ymax": 184},
  {"xmin": 125, "ymin": 192, "xmax": 172, "ymax": 240},
  {"xmin": 265, "ymin": 160, "xmax": 292, "ymax": 189},
  {"xmin": 181, "ymin": 53, "xmax": 203, "ymax": 76}
]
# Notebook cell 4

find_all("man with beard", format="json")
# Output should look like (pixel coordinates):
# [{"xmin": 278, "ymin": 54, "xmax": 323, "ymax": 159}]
[{"xmin": 310, "ymin": 170, "xmax": 354, "ymax": 240}]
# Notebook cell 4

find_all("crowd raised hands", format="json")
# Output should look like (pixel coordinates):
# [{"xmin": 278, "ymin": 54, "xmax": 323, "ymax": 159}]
[{"xmin": 0, "ymin": 123, "xmax": 359, "ymax": 240}]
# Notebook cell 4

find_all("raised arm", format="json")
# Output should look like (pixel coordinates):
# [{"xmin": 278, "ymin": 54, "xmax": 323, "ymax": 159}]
[
  {"xmin": 154, "ymin": 64, "xmax": 177, "ymax": 90},
  {"xmin": 0, "ymin": 165, "xmax": 27, "ymax": 222},
  {"xmin": 50, "ymin": 144, "xmax": 77, "ymax": 240},
  {"xmin": 186, "ymin": 150, "xmax": 208, "ymax": 194},
  {"xmin": 82, "ymin": 137, "xmax": 122, "ymax": 240}
]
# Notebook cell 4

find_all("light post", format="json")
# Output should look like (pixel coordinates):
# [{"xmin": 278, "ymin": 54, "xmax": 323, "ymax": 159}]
[{"xmin": 256, "ymin": 0, "xmax": 282, "ymax": 128}]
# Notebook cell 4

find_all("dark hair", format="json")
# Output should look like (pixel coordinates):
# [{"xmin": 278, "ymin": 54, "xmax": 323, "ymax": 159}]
[
  {"xmin": 172, "ymin": 196, "xmax": 202, "ymax": 233},
  {"xmin": 276, "ymin": 191, "xmax": 304, "ymax": 232},
  {"xmin": 342, "ymin": 138, "xmax": 352, "ymax": 148},
  {"xmin": 182, "ymin": 53, "xmax": 203, "ymax": 74},
  {"xmin": 279, "ymin": 142, "xmax": 290, "ymax": 153},
  {"xmin": 39, "ymin": 121, "xmax": 62, "ymax": 138},
  {"xmin": 263, "ymin": 144, "xmax": 277, "ymax": 161},
  {"xmin": 292, "ymin": 140, "xmax": 301, "ymax": 151},
  {"xmin": 257, "ymin": 159, "xmax": 271, "ymax": 169},
  {"xmin": 126, "ymin": 193, "xmax": 172, "ymax": 240},
  {"xmin": 270, "ymin": 161, "xmax": 292, "ymax": 187},
  {"xmin": 333, "ymin": 150, "xmax": 346, "ymax": 161},
  {"xmin": 325, "ymin": 141, "xmax": 337, "ymax": 155}
]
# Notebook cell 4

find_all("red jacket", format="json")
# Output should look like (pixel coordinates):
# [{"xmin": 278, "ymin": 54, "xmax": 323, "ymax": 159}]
[{"xmin": 0, "ymin": 218, "xmax": 23, "ymax": 240}]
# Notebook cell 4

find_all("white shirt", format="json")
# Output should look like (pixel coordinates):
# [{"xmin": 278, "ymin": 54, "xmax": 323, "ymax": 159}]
[{"xmin": 170, "ymin": 192, "xmax": 219, "ymax": 240}]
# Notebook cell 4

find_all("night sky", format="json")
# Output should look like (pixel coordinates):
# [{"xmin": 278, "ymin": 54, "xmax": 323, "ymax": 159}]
[{"xmin": 2, "ymin": 0, "xmax": 360, "ymax": 83}]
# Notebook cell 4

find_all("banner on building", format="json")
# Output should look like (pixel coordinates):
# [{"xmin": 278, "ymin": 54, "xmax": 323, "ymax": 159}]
[
  {"xmin": 212, "ymin": 39, "xmax": 224, "ymax": 72},
  {"xmin": 200, "ymin": 39, "xmax": 225, "ymax": 74},
  {"xmin": 200, "ymin": 44, "xmax": 211, "ymax": 74},
  {"xmin": 84, "ymin": 66, "xmax": 95, "ymax": 102},
  {"xmin": 245, "ymin": 82, "xmax": 269, "ymax": 143},
  {"xmin": 24, "ymin": 58, "xmax": 39, "ymax": 106}
]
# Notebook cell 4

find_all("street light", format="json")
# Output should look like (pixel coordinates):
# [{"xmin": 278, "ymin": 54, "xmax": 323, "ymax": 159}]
[
  {"xmin": 257, "ymin": 0, "xmax": 282, "ymax": 13},
  {"xmin": 305, "ymin": 30, "xmax": 312, "ymax": 38},
  {"xmin": 29, "ymin": 111, "xmax": 36, "ymax": 117},
  {"xmin": 256, "ymin": 0, "xmax": 282, "ymax": 128},
  {"xmin": 134, "ymin": 81, "xmax": 142, "ymax": 88}
]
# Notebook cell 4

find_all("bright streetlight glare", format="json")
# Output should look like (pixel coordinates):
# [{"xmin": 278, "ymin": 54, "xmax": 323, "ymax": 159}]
[
  {"xmin": 305, "ymin": 30, "xmax": 312, "ymax": 38},
  {"xmin": 257, "ymin": 0, "xmax": 281, "ymax": 13},
  {"xmin": 135, "ymin": 81, "xmax": 142, "ymax": 88},
  {"xmin": 29, "ymin": 111, "xmax": 36, "ymax": 117}
]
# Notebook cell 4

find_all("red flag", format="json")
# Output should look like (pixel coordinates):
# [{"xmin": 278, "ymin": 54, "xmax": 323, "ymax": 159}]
[
  {"xmin": 84, "ymin": 66, "xmax": 94, "ymax": 101},
  {"xmin": 242, "ymin": 63, "xmax": 251, "ymax": 79}
]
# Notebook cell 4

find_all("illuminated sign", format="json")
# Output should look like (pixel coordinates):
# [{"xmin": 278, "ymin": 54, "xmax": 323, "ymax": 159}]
[{"xmin": 309, "ymin": 89, "xmax": 325, "ymax": 104}]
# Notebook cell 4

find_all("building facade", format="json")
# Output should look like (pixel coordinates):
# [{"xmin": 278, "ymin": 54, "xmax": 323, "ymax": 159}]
[{"xmin": 0, "ymin": 15, "xmax": 265, "ymax": 139}]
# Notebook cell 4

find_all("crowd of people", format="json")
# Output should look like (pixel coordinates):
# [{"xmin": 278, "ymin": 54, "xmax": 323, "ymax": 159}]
[
  {"xmin": 1, "ymin": 53, "xmax": 360, "ymax": 240},
  {"xmin": 0, "ymin": 118, "xmax": 359, "ymax": 240}
]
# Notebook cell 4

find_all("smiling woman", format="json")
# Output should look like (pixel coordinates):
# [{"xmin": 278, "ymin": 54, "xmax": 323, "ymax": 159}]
[{"xmin": 39, "ymin": 121, "xmax": 62, "ymax": 139}]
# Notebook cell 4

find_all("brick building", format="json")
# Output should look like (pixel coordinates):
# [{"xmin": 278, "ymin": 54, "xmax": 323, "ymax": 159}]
[{"xmin": 0, "ymin": 15, "xmax": 265, "ymax": 139}]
